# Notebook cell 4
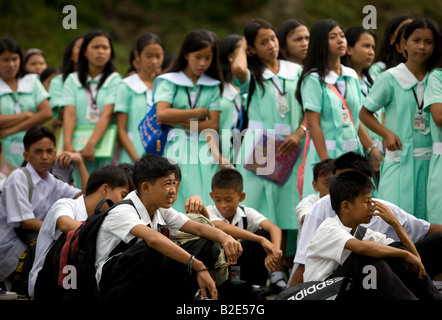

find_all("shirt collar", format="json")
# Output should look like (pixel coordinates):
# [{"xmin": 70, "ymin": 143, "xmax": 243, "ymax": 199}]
[
  {"xmin": 25, "ymin": 162, "xmax": 55, "ymax": 185},
  {"xmin": 123, "ymin": 73, "xmax": 148, "ymax": 94},
  {"xmin": 157, "ymin": 71, "xmax": 220, "ymax": 88},
  {"xmin": 222, "ymin": 82, "xmax": 240, "ymax": 101},
  {"xmin": 262, "ymin": 59, "xmax": 302, "ymax": 81},
  {"xmin": 310, "ymin": 64, "xmax": 359, "ymax": 84},
  {"xmin": 0, "ymin": 74, "xmax": 37, "ymax": 95},
  {"xmin": 387, "ymin": 63, "xmax": 428, "ymax": 90}
]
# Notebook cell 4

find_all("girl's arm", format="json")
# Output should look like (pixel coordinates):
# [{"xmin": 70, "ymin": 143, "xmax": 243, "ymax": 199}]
[
  {"xmin": 0, "ymin": 112, "xmax": 34, "ymax": 130},
  {"xmin": 81, "ymin": 104, "xmax": 114, "ymax": 162},
  {"xmin": 156, "ymin": 100, "xmax": 208, "ymax": 126},
  {"xmin": 116, "ymin": 112, "xmax": 139, "ymax": 163},
  {"xmin": 278, "ymin": 113, "xmax": 307, "ymax": 154},
  {"xmin": 193, "ymin": 110, "xmax": 219, "ymax": 132},
  {"xmin": 359, "ymin": 106, "xmax": 402, "ymax": 151},
  {"xmin": 305, "ymin": 110, "xmax": 329, "ymax": 160},
  {"xmin": 63, "ymin": 105, "xmax": 78, "ymax": 152},
  {"xmin": 230, "ymin": 38, "xmax": 249, "ymax": 84},
  {"xmin": 357, "ymin": 123, "xmax": 383, "ymax": 172},
  {"xmin": 429, "ymin": 103, "xmax": 442, "ymax": 126}
]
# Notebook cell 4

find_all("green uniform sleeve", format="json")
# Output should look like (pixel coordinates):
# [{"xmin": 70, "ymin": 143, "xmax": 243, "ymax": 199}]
[{"xmin": 363, "ymin": 72, "xmax": 393, "ymax": 113}]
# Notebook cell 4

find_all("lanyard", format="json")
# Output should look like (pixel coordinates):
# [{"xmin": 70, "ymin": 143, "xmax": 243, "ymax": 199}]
[
  {"xmin": 271, "ymin": 77, "xmax": 286, "ymax": 96},
  {"xmin": 334, "ymin": 79, "xmax": 347, "ymax": 99},
  {"xmin": 86, "ymin": 85, "xmax": 98, "ymax": 110},
  {"xmin": 412, "ymin": 87, "xmax": 424, "ymax": 114},
  {"xmin": 10, "ymin": 93, "xmax": 22, "ymax": 114},
  {"xmin": 185, "ymin": 86, "xmax": 203, "ymax": 109}
]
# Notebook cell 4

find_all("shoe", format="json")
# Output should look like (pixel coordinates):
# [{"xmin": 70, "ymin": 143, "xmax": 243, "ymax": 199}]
[{"xmin": 0, "ymin": 287, "xmax": 17, "ymax": 300}]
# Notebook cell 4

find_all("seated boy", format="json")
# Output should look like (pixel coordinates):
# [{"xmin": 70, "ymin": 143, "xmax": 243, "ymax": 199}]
[
  {"xmin": 207, "ymin": 168, "xmax": 282, "ymax": 288},
  {"xmin": 96, "ymin": 154, "xmax": 243, "ymax": 300},
  {"xmin": 29, "ymin": 165, "xmax": 131, "ymax": 298},
  {"xmin": 0, "ymin": 126, "xmax": 88, "ymax": 295},
  {"xmin": 304, "ymin": 170, "xmax": 442, "ymax": 299}
]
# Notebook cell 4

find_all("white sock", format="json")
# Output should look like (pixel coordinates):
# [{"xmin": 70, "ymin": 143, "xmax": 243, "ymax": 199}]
[{"xmin": 271, "ymin": 271, "xmax": 286, "ymax": 286}]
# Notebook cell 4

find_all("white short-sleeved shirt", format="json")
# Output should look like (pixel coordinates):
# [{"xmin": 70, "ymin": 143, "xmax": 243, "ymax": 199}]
[
  {"xmin": 294, "ymin": 194, "xmax": 430, "ymax": 266},
  {"xmin": 0, "ymin": 163, "xmax": 81, "ymax": 281},
  {"xmin": 207, "ymin": 205, "xmax": 267, "ymax": 234},
  {"xmin": 304, "ymin": 216, "xmax": 394, "ymax": 282},
  {"xmin": 95, "ymin": 190, "xmax": 190, "ymax": 284},
  {"xmin": 28, "ymin": 196, "xmax": 87, "ymax": 297}
]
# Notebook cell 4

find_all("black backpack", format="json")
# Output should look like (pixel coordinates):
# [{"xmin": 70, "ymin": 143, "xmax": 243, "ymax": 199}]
[{"xmin": 34, "ymin": 198, "xmax": 138, "ymax": 300}]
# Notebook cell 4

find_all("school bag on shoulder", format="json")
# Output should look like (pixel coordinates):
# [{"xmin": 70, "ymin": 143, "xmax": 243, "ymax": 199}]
[{"xmin": 34, "ymin": 198, "xmax": 138, "ymax": 300}]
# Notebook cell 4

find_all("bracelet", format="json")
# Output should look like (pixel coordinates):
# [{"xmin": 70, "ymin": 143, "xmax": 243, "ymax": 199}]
[
  {"xmin": 366, "ymin": 144, "xmax": 377, "ymax": 154},
  {"xmin": 187, "ymin": 255, "xmax": 195, "ymax": 274},
  {"xmin": 299, "ymin": 125, "xmax": 307, "ymax": 132},
  {"xmin": 196, "ymin": 268, "xmax": 209, "ymax": 273}
]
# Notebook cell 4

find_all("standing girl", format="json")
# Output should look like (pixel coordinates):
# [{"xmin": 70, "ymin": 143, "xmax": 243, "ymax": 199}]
[
  {"xmin": 115, "ymin": 33, "xmax": 164, "ymax": 164},
  {"xmin": 296, "ymin": 19, "xmax": 383, "ymax": 198},
  {"xmin": 62, "ymin": 30, "xmax": 121, "ymax": 186},
  {"xmin": 0, "ymin": 38, "xmax": 52, "ymax": 172},
  {"xmin": 231, "ymin": 18, "xmax": 305, "ymax": 290},
  {"xmin": 360, "ymin": 18, "xmax": 440, "ymax": 220},
  {"xmin": 23, "ymin": 48, "xmax": 47, "ymax": 77},
  {"xmin": 276, "ymin": 19, "xmax": 310, "ymax": 66},
  {"xmin": 154, "ymin": 29, "xmax": 222, "ymax": 212}
]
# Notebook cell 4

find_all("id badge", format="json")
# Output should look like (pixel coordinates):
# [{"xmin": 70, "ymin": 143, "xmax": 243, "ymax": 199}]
[
  {"xmin": 86, "ymin": 104, "xmax": 100, "ymax": 123},
  {"xmin": 414, "ymin": 113, "xmax": 428, "ymax": 132},
  {"xmin": 14, "ymin": 102, "xmax": 22, "ymax": 114},
  {"xmin": 276, "ymin": 93, "xmax": 290, "ymax": 118},
  {"xmin": 342, "ymin": 109, "xmax": 351, "ymax": 127}
]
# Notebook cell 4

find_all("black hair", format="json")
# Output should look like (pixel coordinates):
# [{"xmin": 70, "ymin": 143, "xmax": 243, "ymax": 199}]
[
  {"xmin": 218, "ymin": 34, "xmax": 243, "ymax": 83},
  {"xmin": 329, "ymin": 170, "xmax": 375, "ymax": 216},
  {"xmin": 342, "ymin": 26, "xmax": 377, "ymax": 85},
  {"xmin": 118, "ymin": 163, "xmax": 135, "ymax": 191},
  {"xmin": 173, "ymin": 162, "xmax": 182, "ymax": 182},
  {"xmin": 211, "ymin": 168, "xmax": 243, "ymax": 194},
  {"xmin": 85, "ymin": 165, "xmax": 131, "ymax": 196},
  {"xmin": 60, "ymin": 36, "xmax": 84, "ymax": 81},
  {"xmin": 391, "ymin": 22, "xmax": 410, "ymax": 67},
  {"xmin": 313, "ymin": 158, "xmax": 335, "ymax": 181},
  {"xmin": 376, "ymin": 15, "xmax": 413, "ymax": 69},
  {"xmin": 0, "ymin": 37, "xmax": 25, "ymax": 78},
  {"xmin": 333, "ymin": 151, "xmax": 374, "ymax": 178},
  {"xmin": 40, "ymin": 66, "xmax": 59, "ymax": 83},
  {"xmin": 276, "ymin": 19, "xmax": 308, "ymax": 60},
  {"xmin": 244, "ymin": 18, "xmax": 277, "ymax": 92},
  {"xmin": 23, "ymin": 126, "xmax": 56, "ymax": 151},
  {"xmin": 133, "ymin": 154, "xmax": 177, "ymax": 192},
  {"xmin": 77, "ymin": 29, "xmax": 116, "ymax": 90},
  {"xmin": 296, "ymin": 19, "xmax": 342, "ymax": 106},
  {"xmin": 168, "ymin": 29, "xmax": 223, "ymax": 92},
  {"xmin": 403, "ymin": 18, "xmax": 441, "ymax": 71}
]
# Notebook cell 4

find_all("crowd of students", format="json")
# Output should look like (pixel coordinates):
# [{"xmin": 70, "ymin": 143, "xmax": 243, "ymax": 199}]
[{"xmin": 0, "ymin": 13, "xmax": 442, "ymax": 300}]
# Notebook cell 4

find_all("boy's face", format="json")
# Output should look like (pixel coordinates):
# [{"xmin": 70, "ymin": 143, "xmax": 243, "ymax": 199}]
[
  {"xmin": 144, "ymin": 173, "xmax": 177, "ymax": 209},
  {"xmin": 23, "ymin": 137, "xmax": 56, "ymax": 178},
  {"xmin": 313, "ymin": 172, "xmax": 332, "ymax": 198},
  {"xmin": 210, "ymin": 187, "xmax": 245, "ymax": 222},
  {"xmin": 345, "ymin": 192, "xmax": 374, "ymax": 225}
]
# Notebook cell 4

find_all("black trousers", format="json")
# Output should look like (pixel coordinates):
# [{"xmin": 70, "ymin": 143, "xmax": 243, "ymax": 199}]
[
  {"xmin": 327, "ymin": 242, "xmax": 442, "ymax": 300},
  {"xmin": 99, "ymin": 238, "xmax": 221, "ymax": 300},
  {"xmin": 414, "ymin": 232, "xmax": 442, "ymax": 279}
]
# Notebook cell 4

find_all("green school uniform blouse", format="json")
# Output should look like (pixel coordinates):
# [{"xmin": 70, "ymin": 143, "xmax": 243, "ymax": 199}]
[
  {"xmin": 0, "ymin": 74, "xmax": 49, "ymax": 167},
  {"xmin": 423, "ymin": 68, "xmax": 442, "ymax": 223},
  {"xmin": 114, "ymin": 73, "xmax": 154, "ymax": 164},
  {"xmin": 368, "ymin": 61, "xmax": 386, "ymax": 82},
  {"xmin": 153, "ymin": 71, "xmax": 221, "ymax": 212},
  {"xmin": 301, "ymin": 65, "xmax": 363, "ymax": 198},
  {"xmin": 363, "ymin": 63, "xmax": 432, "ymax": 219},
  {"xmin": 48, "ymin": 74, "xmax": 63, "ymax": 113},
  {"xmin": 233, "ymin": 60, "xmax": 304, "ymax": 230}
]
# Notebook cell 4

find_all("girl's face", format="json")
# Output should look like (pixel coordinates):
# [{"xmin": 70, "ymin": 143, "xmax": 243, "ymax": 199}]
[
  {"xmin": 71, "ymin": 37, "xmax": 84, "ymax": 66},
  {"xmin": 184, "ymin": 45, "xmax": 213, "ymax": 78},
  {"xmin": 403, "ymin": 28, "xmax": 434, "ymax": 65},
  {"xmin": 285, "ymin": 25, "xmax": 310, "ymax": 63},
  {"xmin": 0, "ymin": 50, "xmax": 20, "ymax": 81},
  {"xmin": 328, "ymin": 26, "xmax": 347, "ymax": 58},
  {"xmin": 346, "ymin": 32, "xmax": 376, "ymax": 71},
  {"xmin": 84, "ymin": 35, "xmax": 112, "ymax": 69},
  {"xmin": 249, "ymin": 28, "xmax": 279, "ymax": 64},
  {"xmin": 137, "ymin": 43, "xmax": 164, "ymax": 75},
  {"xmin": 25, "ymin": 54, "xmax": 47, "ymax": 76}
]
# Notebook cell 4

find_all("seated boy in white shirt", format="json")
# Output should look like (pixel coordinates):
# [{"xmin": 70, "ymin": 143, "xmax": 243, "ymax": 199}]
[
  {"xmin": 29, "ymin": 165, "xmax": 132, "ymax": 298},
  {"xmin": 304, "ymin": 170, "xmax": 442, "ymax": 300},
  {"xmin": 207, "ymin": 168, "xmax": 282, "ymax": 288},
  {"xmin": 96, "ymin": 154, "xmax": 242, "ymax": 300},
  {"xmin": 0, "ymin": 126, "xmax": 88, "ymax": 296}
]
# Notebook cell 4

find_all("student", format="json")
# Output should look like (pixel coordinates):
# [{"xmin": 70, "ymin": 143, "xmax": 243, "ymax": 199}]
[
  {"xmin": 49, "ymin": 36, "xmax": 84, "ymax": 139},
  {"xmin": 0, "ymin": 38, "xmax": 53, "ymax": 171},
  {"xmin": 23, "ymin": 48, "xmax": 47, "ymax": 77},
  {"xmin": 276, "ymin": 19, "xmax": 310, "ymax": 65},
  {"xmin": 207, "ymin": 168, "xmax": 282, "ymax": 288},
  {"xmin": 230, "ymin": 18, "xmax": 306, "ymax": 290},
  {"xmin": 28, "ymin": 165, "xmax": 131, "ymax": 298},
  {"xmin": 115, "ymin": 33, "xmax": 164, "ymax": 164},
  {"xmin": 295, "ymin": 19, "xmax": 383, "ymax": 199},
  {"xmin": 359, "ymin": 18, "xmax": 441, "ymax": 220},
  {"xmin": 0, "ymin": 126, "xmax": 88, "ymax": 296},
  {"xmin": 369, "ymin": 15, "xmax": 413, "ymax": 81},
  {"xmin": 95, "ymin": 154, "xmax": 242, "ymax": 300},
  {"xmin": 154, "ymin": 29, "xmax": 222, "ymax": 212},
  {"xmin": 62, "ymin": 29, "xmax": 121, "ymax": 187},
  {"xmin": 304, "ymin": 170, "xmax": 442, "ymax": 300},
  {"xmin": 424, "ymin": 67, "xmax": 442, "ymax": 224},
  {"xmin": 291, "ymin": 151, "xmax": 442, "ymax": 287}
]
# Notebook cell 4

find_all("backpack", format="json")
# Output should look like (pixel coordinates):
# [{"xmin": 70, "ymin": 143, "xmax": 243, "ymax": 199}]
[
  {"xmin": 34, "ymin": 198, "xmax": 138, "ymax": 300},
  {"xmin": 275, "ymin": 277, "xmax": 351, "ymax": 300}
]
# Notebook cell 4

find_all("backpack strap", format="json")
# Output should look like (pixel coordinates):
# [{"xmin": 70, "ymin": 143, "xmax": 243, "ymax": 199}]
[
  {"xmin": 354, "ymin": 226, "xmax": 367, "ymax": 240},
  {"xmin": 94, "ymin": 198, "xmax": 115, "ymax": 215},
  {"xmin": 20, "ymin": 167, "xmax": 33, "ymax": 202},
  {"xmin": 238, "ymin": 205, "xmax": 248, "ymax": 231}
]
